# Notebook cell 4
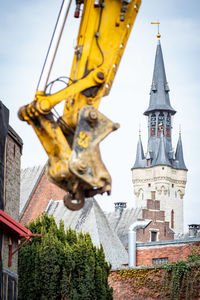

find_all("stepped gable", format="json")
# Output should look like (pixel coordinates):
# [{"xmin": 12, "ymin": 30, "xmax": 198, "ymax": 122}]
[{"xmin": 47, "ymin": 198, "xmax": 128, "ymax": 269}]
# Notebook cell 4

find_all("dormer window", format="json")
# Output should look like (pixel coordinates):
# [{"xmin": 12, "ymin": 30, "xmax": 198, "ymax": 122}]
[
  {"xmin": 152, "ymin": 81, "xmax": 157, "ymax": 92},
  {"xmin": 165, "ymin": 82, "xmax": 170, "ymax": 92}
]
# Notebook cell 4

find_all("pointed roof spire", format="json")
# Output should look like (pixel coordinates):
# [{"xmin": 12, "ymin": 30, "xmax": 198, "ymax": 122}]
[
  {"xmin": 144, "ymin": 37, "xmax": 176, "ymax": 116},
  {"xmin": 175, "ymin": 131, "xmax": 187, "ymax": 170},
  {"xmin": 154, "ymin": 129, "xmax": 171, "ymax": 166},
  {"xmin": 131, "ymin": 132, "xmax": 145, "ymax": 169}
]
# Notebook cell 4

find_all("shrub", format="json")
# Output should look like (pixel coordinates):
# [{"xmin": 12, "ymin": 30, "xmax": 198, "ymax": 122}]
[{"xmin": 18, "ymin": 214, "xmax": 113, "ymax": 300}]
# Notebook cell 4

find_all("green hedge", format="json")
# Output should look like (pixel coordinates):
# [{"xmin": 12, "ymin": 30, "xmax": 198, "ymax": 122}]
[{"xmin": 18, "ymin": 214, "xmax": 113, "ymax": 300}]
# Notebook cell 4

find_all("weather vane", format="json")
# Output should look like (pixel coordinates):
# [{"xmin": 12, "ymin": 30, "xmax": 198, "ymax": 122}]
[{"xmin": 151, "ymin": 21, "xmax": 161, "ymax": 39}]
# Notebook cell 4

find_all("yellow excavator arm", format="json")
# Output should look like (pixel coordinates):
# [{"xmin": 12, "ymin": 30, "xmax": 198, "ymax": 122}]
[{"xmin": 18, "ymin": 0, "xmax": 141, "ymax": 210}]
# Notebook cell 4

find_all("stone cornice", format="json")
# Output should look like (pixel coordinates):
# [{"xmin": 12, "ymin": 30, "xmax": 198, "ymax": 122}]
[{"xmin": 133, "ymin": 176, "xmax": 186, "ymax": 185}]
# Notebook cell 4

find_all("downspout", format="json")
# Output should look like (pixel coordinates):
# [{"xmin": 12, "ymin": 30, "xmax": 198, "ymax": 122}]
[{"xmin": 128, "ymin": 220, "xmax": 152, "ymax": 267}]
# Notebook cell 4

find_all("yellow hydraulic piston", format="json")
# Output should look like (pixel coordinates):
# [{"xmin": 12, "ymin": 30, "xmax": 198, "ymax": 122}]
[{"xmin": 18, "ymin": 0, "xmax": 141, "ymax": 210}]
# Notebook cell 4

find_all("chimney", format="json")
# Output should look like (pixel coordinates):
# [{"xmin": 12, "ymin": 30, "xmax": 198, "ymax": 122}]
[
  {"xmin": 188, "ymin": 224, "xmax": 200, "ymax": 237},
  {"xmin": 114, "ymin": 202, "xmax": 127, "ymax": 212}
]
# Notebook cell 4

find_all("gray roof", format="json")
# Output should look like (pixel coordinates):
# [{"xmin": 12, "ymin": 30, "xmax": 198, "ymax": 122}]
[
  {"xmin": 132, "ymin": 135, "xmax": 145, "ymax": 169},
  {"xmin": 20, "ymin": 165, "xmax": 45, "ymax": 216},
  {"xmin": 154, "ymin": 131, "xmax": 171, "ymax": 166},
  {"xmin": 144, "ymin": 40, "xmax": 176, "ymax": 116},
  {"xmin": 174, "ymin": 134, "xmax": 187, "ymax": 170},
  {"xmin": 106, "ymin": 207, "xmax": 142, "ymax": 248},
  {"xmin": 132, "ymin": 40, "xmax": 187, "ymax": 172},
  {"xmin": 47, "ymin": 198, "xmax": 128, "ymax": 269},
  {"xmin": 132, "ymin": 133, "xmax": 187, "ymax": 171}
]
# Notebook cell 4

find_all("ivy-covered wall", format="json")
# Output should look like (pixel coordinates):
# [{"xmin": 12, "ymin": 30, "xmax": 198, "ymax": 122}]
[{"xmin": 109, "ymin": 262, "xmax": 200, "ymax": 299}]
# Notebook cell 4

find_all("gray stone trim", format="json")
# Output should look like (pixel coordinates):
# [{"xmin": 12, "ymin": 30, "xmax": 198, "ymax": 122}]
[
  {"xmin": 137, "ymin": 237, "xmax": 200, "ymax": 249},
  {"xmin": 3, "ymin": 267, "xmax": 18, "ymax": 279}
]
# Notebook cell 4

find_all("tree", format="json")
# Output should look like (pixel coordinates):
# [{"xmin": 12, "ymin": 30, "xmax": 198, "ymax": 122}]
[{"xmin": 18, "ymin": 214, "xmax": 113, "ymax": 300}]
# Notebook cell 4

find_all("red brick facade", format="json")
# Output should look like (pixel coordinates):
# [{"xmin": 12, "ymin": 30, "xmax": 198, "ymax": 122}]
[
  {"xmin": 109, "ymin": 240, "xmax": 200, "ymax": 299},
  {"xmin": 20, "ymin": 171, "xmax": 66, "ymax": 225},
  {"xmin": 136, "ymin": 240, "xmax": 200, "ymax": 266},
  {"xmin": 136, "ymin": 199, "xmax": 174, "ymax": 243}
]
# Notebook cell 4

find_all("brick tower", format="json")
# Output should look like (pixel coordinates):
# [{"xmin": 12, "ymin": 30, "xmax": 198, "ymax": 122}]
[{"xmin": 132, "ymin": 36, "xmax": 187, "ymax": 236}]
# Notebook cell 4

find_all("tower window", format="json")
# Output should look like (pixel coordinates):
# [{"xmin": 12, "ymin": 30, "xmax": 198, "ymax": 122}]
[
  {"xmin": 171, "ymin": 210, "xmax": 174, "ymax": 229},
  {"xmin": 158, "ymin": 112, "xmax": 164, "ymax": 125},
  {"xmin": 148, "ymin": 183, "xmax": 151, "ymax": 187},
  {"xmin": 151, "ymin": 127, "xmax": 156, "ymax": 137},
  {"xmin": 151, "ymin": 191, "xmax": 155, "ymax": 200},
  {"xmin": 151, "ymin": 113, "xmax": 156, "ymax": 126},
  {"xmin": 150, "ymin": 113, "xmax": 156, "ymax": 137},
  {"xmin": 166, "ymin": 113, "xmax": 171, "ymax": 137},
  {"xmin": 164, "ymin": 226, "xmax": 167, "ymax": 236},
  {"xmin": 151, "ymin": 231, "xmax": 157, "ymax": 242},
  {"xmin": 172, "ymin": 184, "xmax": 174, "ymax": 188},
  {"xmin": 158, "ymin": 112, "xmax": 164, "ymax": 136}
]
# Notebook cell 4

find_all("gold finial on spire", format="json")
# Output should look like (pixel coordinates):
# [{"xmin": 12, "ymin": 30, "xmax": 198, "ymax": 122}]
[
  {"xmin": 179, "ymin": 124, "xmax": 181, "ymax": 135},
  {"xmin": 151, "ymin": 21, "xmax": 161, "ymax": 39}
]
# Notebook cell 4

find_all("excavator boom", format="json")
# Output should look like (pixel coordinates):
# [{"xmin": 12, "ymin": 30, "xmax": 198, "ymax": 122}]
[{"xmin": 18, "ymin": 0, "xmax": 141, "ymax": 210}]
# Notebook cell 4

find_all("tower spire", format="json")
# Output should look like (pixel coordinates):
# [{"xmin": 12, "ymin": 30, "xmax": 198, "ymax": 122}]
[
  {"xmin": 144, "ymin": 38, "xmax": 176, "ymax": 116},
  {"xmin": 175, "ymin": 131, "xmax": 187, "ymax": 170},
  {"xmin": 154, "ymin": 129, "xmax": 171, "ymax": 166},
  {"xmin": 132, "ymin": 133, "xmax": 145, "ymax": 169}
]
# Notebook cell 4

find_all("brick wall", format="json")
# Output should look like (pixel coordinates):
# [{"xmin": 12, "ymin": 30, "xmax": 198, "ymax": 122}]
[
  {"xmin": 108, "ymin": 272, "xmax": 143, "ymax": 300},
  {"xmin": 136, "ymin": 239, "xmax": 200, "ymax": 266},
  {"xmin": 136, "ymin": 220, "xmax": 174, "ymax": 243},
  {"xmin": 20, "ymin": 172, "xmax": 66, "ymax": 225},
  {"xmin": 2, "ymin": 127, "xmax": 23, "ymax": 274},
  {"xmin": 142, "ymin": 209, "xmax": 165, "ymax": 221},
  {"xmin": 4, "ymin": 131, "xmax": 22, "ymax": 221},
  {"xmin": 109, "ymin": 263, "xmax": 200, "ymax": 299},
  {"xmin": 147, "ymin": 199, "xmax": 160, "ymax": 210}
]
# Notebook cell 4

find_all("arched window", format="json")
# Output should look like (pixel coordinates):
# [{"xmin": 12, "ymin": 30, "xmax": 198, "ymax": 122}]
[
  {"xmin": 171, "ymin": 210, "xmax": 174, "ymax": 229},
  {"xmin": 166, "ymin": 113, "xmax": 171, "ymax": 137},
  {"xmin": 158, "ymin": 112, "xmax": 164, "ymax": 136},
  {"xmin": 150, "ymin": 113, "xmax": 156, "ymax": 137}
]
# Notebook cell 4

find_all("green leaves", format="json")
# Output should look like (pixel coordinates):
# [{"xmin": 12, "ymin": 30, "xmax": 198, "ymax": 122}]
[{"xmin": 18, "ymin": 213, "xmax": 113, "ymax": 300}]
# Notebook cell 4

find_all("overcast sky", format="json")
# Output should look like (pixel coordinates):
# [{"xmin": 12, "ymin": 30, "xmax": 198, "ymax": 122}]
[{"xmin": 1, "ymin": 0, "xmax": 200, "ymax": 231}]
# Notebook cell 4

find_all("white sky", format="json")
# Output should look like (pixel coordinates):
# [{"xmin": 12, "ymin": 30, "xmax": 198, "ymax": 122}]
[{"xmin": 1, "ymin": 0, "xmax": 200, "ymax": 232}]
